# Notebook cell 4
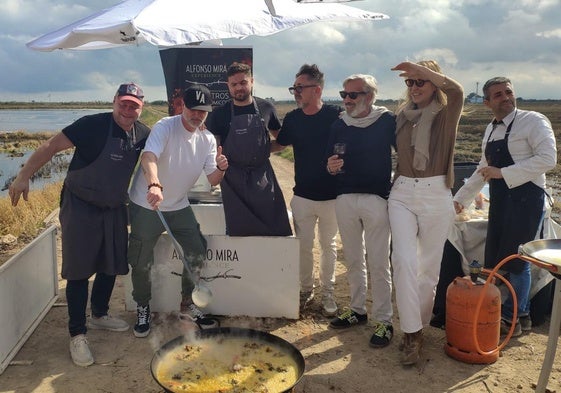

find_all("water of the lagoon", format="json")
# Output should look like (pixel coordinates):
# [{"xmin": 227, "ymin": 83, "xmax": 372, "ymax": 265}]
[
  {"xmin": 0, "ymin": 109, "xmax": 107, "ymax": 133},
  {"xmin": 0, "ymin": 109, "xmax": 107, "ymax": 195}
]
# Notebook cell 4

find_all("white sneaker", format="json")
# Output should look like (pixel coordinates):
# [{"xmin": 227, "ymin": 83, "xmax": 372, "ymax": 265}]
[
  {"xmin": 69, "ymin": 334, "xmax": 94, "ymax": 367},
  {"xmin": 322, "ymin": 293, "xmax": 338, "ymax": 317},
  {"xmin": 88, "ymin": 314, "xmax": 129, "ymax": 332}
]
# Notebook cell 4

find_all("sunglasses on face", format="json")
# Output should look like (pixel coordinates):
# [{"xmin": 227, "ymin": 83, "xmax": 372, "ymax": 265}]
[
  {"xmin": 339, "ymin": 91, "xmax": 367, "ymax": 99},
  {"xmin": 405, "ymin": 79, "xmax": 430, "ymax": 88},
  {"xmin": 288, "ymin": 85, "xmax": 317, "ymax": 95}
]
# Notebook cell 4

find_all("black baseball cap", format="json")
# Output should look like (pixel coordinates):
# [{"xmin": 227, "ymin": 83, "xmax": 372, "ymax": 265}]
[{"xmin": 183, "ymin": 84, "xmax": 212, "ymax": 112}]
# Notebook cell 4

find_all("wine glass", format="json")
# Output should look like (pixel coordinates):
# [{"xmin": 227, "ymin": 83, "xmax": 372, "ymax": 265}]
[{"xmin": 333, "ymin": 143, "xmax": 346, "ymax": 174}]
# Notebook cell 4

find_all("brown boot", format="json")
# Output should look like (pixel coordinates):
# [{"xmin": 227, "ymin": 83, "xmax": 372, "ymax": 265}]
[{"xmin": 401, "ymin": 329, "xmax": 423, "ymax": 366}]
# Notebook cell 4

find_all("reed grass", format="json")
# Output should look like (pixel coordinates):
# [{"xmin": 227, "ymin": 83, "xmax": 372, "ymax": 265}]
[{"xmin": 0, "ymin": 182, "xmax": 62, "ymax": 238}]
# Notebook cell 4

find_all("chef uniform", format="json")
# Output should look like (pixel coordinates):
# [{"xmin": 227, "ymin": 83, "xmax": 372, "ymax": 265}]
[
  {"xmin": 220, "ymin": 100, "xmax": 292, "ymax": 236},
  {"xmin": 484, "ymin": 111, "xmax": 545, "ymax": 322}
]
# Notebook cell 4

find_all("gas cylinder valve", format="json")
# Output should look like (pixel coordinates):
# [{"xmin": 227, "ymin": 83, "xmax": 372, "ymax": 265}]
[{"xmin": 469, "ymin": 260, "xmax": 482, "ymax": 283}]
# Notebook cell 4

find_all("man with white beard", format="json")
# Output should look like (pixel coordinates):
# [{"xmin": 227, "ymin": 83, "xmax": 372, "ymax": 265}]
[{"xmin": 325, "ymin": 74, "xmax": 397, "ymax": 349}]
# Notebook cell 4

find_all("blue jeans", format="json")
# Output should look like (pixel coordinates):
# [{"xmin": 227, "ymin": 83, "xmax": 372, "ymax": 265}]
[{"xmin": 502, "ymin": 261, "xmax": 531, "ymax": 322}]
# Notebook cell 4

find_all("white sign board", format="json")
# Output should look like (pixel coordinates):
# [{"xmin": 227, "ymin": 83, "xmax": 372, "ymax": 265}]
[
  {"xmin": 0, "ymin": 226, "xmax": 58, "ymax": 375},
  {"xmin": 124, "ymin": 234, "xmax": 299, "ymax": 319}
]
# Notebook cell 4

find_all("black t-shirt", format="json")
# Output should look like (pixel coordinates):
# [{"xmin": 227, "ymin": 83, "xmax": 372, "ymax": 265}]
[
  {"xmin": 277, "ymin": 104, "xmax": 342, "ymax": 201},
  {"xmin": 62, "ymin": 112, "xmax": 150, "ymax": 171},
  {"xmin": 206, "ymin": 97, "xmax": 281, "ymax": 145},
  {"xmin": 326, "ymin": 112, "xmax": 396, "ymax": 199}
]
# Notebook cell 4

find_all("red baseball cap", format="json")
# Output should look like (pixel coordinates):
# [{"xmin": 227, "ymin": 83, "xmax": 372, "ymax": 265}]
[{"xmin": 116, "ymin": 83, "xmax": 144, "ymax": 106}]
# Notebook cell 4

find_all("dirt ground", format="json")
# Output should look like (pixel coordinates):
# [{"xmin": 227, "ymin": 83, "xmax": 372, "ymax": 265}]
[{"xmin": 1, "ymin": 154, "xmax": 561, "ymax": 393}]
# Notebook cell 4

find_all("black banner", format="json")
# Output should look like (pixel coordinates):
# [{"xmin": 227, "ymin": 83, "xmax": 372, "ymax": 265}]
[{"xmin": 159, "ymin": 46, "xmax": 253, "ymax": 115}]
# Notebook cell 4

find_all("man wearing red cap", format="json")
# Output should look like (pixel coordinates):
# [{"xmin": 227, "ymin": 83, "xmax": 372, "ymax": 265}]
[{"xmin": 9, "ymin": 83, "xmax": 150, "ymax": 367}]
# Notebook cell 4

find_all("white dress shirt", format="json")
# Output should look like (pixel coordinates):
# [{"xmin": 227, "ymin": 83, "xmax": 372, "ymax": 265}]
[{"xmin": 454, "ymin": 108, "xmax": 556, "ymax": 208}]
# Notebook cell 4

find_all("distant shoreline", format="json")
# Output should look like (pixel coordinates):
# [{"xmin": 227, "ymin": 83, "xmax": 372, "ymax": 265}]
[
  {"xmin": 1, "ymin": 98, "xmax": 560, "ymax": 111},
  {"xmin": 0, "ymin": 102, "xmax": 113, "ymax": 110}
]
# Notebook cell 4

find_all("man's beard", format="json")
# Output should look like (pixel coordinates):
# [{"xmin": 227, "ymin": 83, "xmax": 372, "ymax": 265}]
[
  {"xmin": 232, "ymin": 91, "xmax": 250, "ymax": 102},
  {"xmin": 346, "ymin": 100, "xmax": 369, "ymax": 118}
]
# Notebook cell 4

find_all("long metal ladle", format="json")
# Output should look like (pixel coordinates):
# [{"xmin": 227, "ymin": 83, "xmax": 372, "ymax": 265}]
[{"xmin": 155, "ymin": 209, "xmax": 212, "ymax": 308}]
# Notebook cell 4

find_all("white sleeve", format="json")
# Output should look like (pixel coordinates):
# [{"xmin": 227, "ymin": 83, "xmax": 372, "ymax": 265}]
[
  {"xmin": 202, "ymin": 131, "xmax": 218, "ymax": 175},
  {"xmin": 143, "ymin": 118, "xmax": 171, "ymax": 159}
]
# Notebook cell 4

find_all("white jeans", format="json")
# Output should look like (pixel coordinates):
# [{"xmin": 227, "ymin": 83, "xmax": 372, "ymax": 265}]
[
  {"xmin": 388, "ymin": 176, "xmax": 454, "ymax": 333},
  {"xmin": 335, "ymin": 193, "xmax": 392, "ymax": 323},
  {"xmin": 290, "ymin": 195, "xmax": 338, "ymax": 294}
]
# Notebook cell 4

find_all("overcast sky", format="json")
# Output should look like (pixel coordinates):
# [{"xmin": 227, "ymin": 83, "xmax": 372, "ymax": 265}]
[{"xmin": 1, "ymin": 0, "xmax": 561, "ymax": 102}]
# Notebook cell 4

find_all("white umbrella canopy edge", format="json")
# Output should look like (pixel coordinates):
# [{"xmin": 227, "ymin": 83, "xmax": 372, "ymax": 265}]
[{"xmin": 26, "ymin": 0, "xmax": 389, "ymax": 52}]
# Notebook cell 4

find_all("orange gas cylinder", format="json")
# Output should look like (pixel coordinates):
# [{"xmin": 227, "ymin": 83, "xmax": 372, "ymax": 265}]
[{"xmin": 444, "ymin": 269, "xmax": 501, "ymax": 364}]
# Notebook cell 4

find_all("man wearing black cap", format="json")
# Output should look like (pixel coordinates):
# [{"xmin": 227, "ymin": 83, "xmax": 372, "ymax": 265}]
[
  {"xmin": 128, "ymin": 84, "xmax": 228, "ymax": 338},
  {"xmin": 9, "ymin": 83, "xmax": 150, "ymax": 367}
]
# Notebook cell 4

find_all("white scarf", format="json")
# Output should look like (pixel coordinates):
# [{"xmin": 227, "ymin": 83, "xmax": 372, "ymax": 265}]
[
  {"xmin": 341, "ymin": 105, "xmax": 389, "ymax": 128},
  {"xmin": 397, "ymin": 100, "xmax": 443, "ymax": 171}
]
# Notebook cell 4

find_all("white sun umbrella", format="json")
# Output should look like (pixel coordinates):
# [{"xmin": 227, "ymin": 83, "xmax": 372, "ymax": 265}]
[{"xmin": 26, "ymin": 0, "xmax": 388, "ymax": 52}]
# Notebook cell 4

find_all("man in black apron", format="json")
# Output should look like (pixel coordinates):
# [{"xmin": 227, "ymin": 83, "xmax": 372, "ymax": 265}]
[
  {"xmin": 9, "ymin": 83, "xmax": 150, "ymax": 367},
  {"xmin": 206, "ymin": 62, "xmax": 292, "ymax": 236},
  {"xmin": 454, "ymin": 77, "xmax": 556, "ymax": 337}
]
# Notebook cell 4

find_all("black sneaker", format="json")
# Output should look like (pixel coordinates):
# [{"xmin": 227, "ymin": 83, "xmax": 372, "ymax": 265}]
[
  {"xmin": 519, "ymin": 315, "xmax": 532, "ymax": 331},
  {"xmin": 500, "ymin": 318, "xmax": 522, "ymax": 337},
  {"xmin": 429, "ymin": 313, "xmax": 446, "ymax": 329},
  {"xmin": 329, "ymin": 309, "xmax": 367, "ymax": 329},
  {"xmin": 180, "ymin": 302, "xmax": 219, "ymax": 329},
  {"xmin": 133, "ymin": 305, "xmax": 151, "ymax": 338},
  {"xmin": 300, "ymin": 290, "xmax": 314, "ymax": 309},
  {"xmin": 369, "ymin": 322, "xmax": 393, "ymax": 348}
]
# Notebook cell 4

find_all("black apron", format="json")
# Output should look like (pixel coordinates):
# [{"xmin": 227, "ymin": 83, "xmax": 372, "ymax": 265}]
[
  {"xmin": 60, "ymin": 120, "xmax": 139, "ymax": 280},
  {"xmin": 484, "ymin": 111, "xmax": 544, "ymax": 273},
  {"xmin": 220, "ymin": 100, "xmax": 292, "ymax": 236}
]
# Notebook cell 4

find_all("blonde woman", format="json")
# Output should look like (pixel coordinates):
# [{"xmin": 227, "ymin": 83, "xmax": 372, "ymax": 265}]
[{"xmin": 388, "ymin": 60, "xmax": 464, "ymax": 365}]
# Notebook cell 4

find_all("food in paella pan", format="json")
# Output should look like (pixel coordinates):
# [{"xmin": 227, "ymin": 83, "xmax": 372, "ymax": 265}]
[{"xmin": 155, "ymin": 336, "xmax": 300, "ymax": 393}]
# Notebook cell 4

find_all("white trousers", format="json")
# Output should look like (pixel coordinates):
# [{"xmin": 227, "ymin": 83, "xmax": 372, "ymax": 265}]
[
  {"xmin": 290, "ymin": 195, "xmax": 338, "ymax": 294},
  {"xmin": 388, "ymin": 176, "xmax": 454, "ymax": 333},
  {"xmin": 335, "ymin": 193, "xmax": 392, "ymax": 323}
]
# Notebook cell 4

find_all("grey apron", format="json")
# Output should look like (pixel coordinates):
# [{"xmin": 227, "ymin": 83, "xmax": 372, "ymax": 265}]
[
  {"xmin": 221, "ymin": 100, "xmax": 292, "ymax": 236},
  {"xmin": 484, "ymin": 111, "xmax": 544, "ymax": 273},
  {"xmin": 60, "ymin": 120, "xmax": 139, "ymax": 280}
]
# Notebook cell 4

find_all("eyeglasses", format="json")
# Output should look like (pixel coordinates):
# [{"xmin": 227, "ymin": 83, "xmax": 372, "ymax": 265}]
[
  {"xmin": 339, "ymin": 91, "xmax": 367, "ymax": 99},
  {"xmin": 288, "ymin": 85, "xmax": 317, "ymax": 94},
  {"xmin": 405, "ymin": 79, "xmax": 430, "ymax": 88}
]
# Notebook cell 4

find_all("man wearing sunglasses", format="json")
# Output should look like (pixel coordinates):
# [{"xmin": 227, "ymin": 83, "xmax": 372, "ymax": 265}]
[
  {"xmin": 9, "ymin": 83, "xmax": 150, "ymax": 367},
  {"xmin": 206, "ymin": 62, "xmax": 292, "ymax": 237},
  {"xmin": 275, "ymin": 64, "xmax": 342, "ymax": 317},
  {"xmin": 325, "ymin": 74, "xmax": 396, "ymax": 349}
]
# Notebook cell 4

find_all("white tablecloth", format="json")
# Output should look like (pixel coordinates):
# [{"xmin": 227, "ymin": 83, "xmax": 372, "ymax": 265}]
[{"xmin": 447, "ymin": 215, "xmax": 559, "ymax": 297}]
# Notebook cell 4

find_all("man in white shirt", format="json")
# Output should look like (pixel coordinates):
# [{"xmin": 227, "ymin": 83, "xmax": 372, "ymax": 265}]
[
  {"xmin": 128, "ymin": 85, "xmax": 228, "ymax": 337},
  {"xmin": 454, "ymin": 77, "xmax": 557, "ymax": 337}
]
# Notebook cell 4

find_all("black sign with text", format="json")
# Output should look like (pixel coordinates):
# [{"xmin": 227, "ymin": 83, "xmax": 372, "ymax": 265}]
[{"xmin": 159, "ymin": 46, "xmax": 253, "ymax": 115}]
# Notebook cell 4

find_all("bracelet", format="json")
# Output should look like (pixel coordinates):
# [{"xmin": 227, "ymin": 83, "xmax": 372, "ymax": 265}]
[
  {"xmin": 147, "ymin": 182, "xmax": 163, "ymax": 191},
  {"xmin": 218, "ymin": 167, "xmax": 226, "ymax": 172}
]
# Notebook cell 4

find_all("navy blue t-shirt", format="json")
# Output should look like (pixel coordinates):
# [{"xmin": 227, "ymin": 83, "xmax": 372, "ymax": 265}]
[
  {"xmin": 206, "ymin": 97, "xmax": 281, "ymax": 145},
  {"xmin": 325, "ymin": 111, "xmax": 396, "ymax": 198},
  {"xmin": 277, "ymin": 104, "xmax": 342, "ymax": 201}
]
